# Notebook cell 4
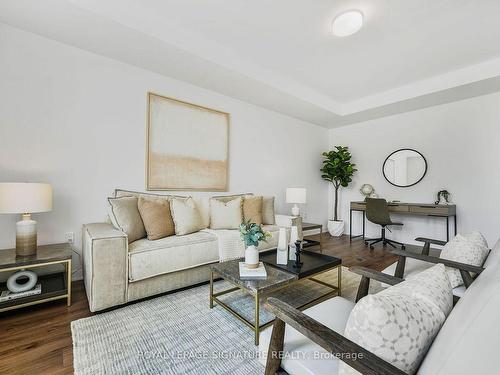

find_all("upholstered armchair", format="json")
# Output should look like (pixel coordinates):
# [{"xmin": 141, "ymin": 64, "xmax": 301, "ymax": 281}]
[
  {"xmin": 384, "ymin": 237, "xmax": 486, "ymax": 299},
  {"xmin": 263, "ymin": 266, "xmax": 407, "ymax": 375}
]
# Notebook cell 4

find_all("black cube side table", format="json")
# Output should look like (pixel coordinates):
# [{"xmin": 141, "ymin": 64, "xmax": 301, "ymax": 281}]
[{"xmin": 0, "ymin": 243, "xmax": 72, "ymax": 313}]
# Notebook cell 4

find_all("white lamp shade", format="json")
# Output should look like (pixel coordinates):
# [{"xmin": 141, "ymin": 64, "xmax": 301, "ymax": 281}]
[
  {"xmin": 0, "ymin": 183, "xmax": 53, "ymax": 214},
  {"xmin": 286, "ymin": 188, "xmax": 307, "ymax": 204}
]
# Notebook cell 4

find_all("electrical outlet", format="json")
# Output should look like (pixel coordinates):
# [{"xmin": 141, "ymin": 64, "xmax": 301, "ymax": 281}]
[{"xmin": 65, "ymin": 232, "xmax": 74, "ymax": 244}]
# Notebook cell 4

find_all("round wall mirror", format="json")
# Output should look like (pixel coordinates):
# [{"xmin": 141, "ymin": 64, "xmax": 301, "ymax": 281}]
[{"xmin": 383, "ymin": 149, "xmax": 427, "ymax": 187}]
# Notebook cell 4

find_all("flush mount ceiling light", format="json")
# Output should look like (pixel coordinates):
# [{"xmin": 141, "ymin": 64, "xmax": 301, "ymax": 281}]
[{"xmin": 332, "ymin": 10, "xmax": 363, "ymax": 37}]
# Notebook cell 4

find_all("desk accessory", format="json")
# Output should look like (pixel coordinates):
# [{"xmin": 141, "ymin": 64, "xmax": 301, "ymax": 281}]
[
  {"xmin": 436, "ymin": 190, "xmax": 451, "ymax": 205},
  {"xmin": 360, "ymin": 184, "xmax": 376, "ymax": 200},
  {"xmin": 0, "ymin": 183, "xmax": 53, "ymax": 257}
]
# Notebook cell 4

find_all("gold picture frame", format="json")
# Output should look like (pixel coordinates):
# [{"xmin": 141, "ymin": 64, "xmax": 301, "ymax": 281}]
[{"xmin": 146, "ymin": 92, "xmax": 230, "ymax": 191}]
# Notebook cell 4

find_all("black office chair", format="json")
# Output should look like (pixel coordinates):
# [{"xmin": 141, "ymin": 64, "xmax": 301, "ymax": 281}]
[{"xmin": 364, "ymin": 198, "xmax": 406, "ymax": 250}]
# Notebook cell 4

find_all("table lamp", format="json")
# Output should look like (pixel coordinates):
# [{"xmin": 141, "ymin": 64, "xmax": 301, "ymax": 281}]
[
  {"xmin": 0, "ymin": 183, "xmax": 53, "ymax": 257},
  {"xmin": 286, "ymin": 187, "xmax": 306, "ymax": 216}
]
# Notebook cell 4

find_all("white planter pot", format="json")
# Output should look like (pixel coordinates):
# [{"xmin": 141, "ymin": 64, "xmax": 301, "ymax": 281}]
[
  {"xmin": 245, "ymin": 245, "xmax": 259, "ymax": 268},
  {"xmin": 328, "ymin": 220, "xmax": 344, "ymax": 237}
]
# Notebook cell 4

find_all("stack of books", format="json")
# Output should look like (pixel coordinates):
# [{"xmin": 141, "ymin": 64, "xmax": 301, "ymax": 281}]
[
  {"xmin": 0, "ymin": 284, "xmax": 42, "ymax": 303},
  {"xmin": 239, "ymin": 262, "xmax": 267, "ymax": 280}
]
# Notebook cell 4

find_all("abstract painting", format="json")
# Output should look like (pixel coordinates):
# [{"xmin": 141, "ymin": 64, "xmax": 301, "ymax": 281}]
[{"xmin": 147, "ymin": 93, "xmax": 229, "ymax": 191}]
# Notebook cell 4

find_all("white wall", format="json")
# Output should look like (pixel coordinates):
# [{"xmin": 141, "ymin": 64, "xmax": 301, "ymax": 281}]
[
  {"xmin": 0, "ymin": 23, "xmax": 329, "ymax": 278},
  {"xmin": 329, "ymin": 92, "xmax": 500, "ymax": 247}
]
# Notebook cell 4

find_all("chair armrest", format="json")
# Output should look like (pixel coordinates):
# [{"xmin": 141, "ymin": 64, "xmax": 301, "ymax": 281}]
[
  {"xmin": 349, "ymin": 266, "xmax": 404, "ymax": 286},
  {"xmin": 82, "ymin": 223, "xmax": 128, "ymax": 312},
  {"xmin": 414, "ymin": 237, "xmax": 447, "ymax": 256},
  {"xmin": 415, "ymin": 237, "xmax": 448, "ymax": 246},
  {"xmin": 264, "ymin": 298, "xmax": 406, "ymax": 375},
  {"xmin": 390, "ymin": 249, "xmax": 484, "ymax": 274}
]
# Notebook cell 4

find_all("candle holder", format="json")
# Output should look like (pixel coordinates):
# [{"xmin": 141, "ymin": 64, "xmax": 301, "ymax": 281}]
[{"xmin": 293, "ymin": 240, "xmax": 303, "ymax": 269}]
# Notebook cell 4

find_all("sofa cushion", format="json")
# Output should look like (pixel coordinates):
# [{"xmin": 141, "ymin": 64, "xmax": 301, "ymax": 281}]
[
  {"xmin": 243, "ymin": 196, "xmax": 263, "ymax": 225},
  {"xmin": 128, "ymin": 231, "xmax": 218, "ymax": 282},
  {"xmin": 340, "ymin": 264, "xmax": 449, "ymax": 375},
  {"xmin": 259, "ymin": 296, "xmax": 355, "ymax": 375},
  {"xmin": 137, "ymin": 196, "xmax": 175, "ymax": 240},
  {"xmin": 115, "ymin": 189, "xmax": 211, "ymax": 229},
  {"xmin": 262, "ymin": 196, "xmax": 275, "ymax": 225},
  {"xmin": 209, "ymin": 196, "xmax": 243, "ymax": 229},
  {"xmin": 440, "ymin": 234, "xmax": 489, "ymax": 288},
  {"xmin": 170, "ymin": 196, "xmax": 205, "ymax": 235},
  {"xmin": 108, "ymin": 196, "xmax": 146, "ymax": 243}
]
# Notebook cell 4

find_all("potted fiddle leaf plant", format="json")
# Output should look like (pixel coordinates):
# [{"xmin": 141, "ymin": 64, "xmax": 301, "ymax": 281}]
[{"xmin": 321, "ymin": 146, "xmax": 357, "ymax": 237}]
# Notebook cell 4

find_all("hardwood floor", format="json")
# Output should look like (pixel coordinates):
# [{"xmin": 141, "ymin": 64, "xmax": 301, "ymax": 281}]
[{"xmin": 0, "ymin": 234, "xmax": 404, "ymax": 374}]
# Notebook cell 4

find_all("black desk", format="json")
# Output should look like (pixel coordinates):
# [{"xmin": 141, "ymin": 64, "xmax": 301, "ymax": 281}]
[{"xmin": 349, "ymin": 201, "xmax": 457, "ymax": 242}]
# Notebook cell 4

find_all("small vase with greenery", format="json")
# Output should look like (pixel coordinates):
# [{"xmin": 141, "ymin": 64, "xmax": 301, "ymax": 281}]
[
  {"xmin": 321, "ymin": 146, "xmax": 357, "ymax": 237},
  {"xmin": 239, "ymin": 221, "xmax": 271, "ymax": 268}
]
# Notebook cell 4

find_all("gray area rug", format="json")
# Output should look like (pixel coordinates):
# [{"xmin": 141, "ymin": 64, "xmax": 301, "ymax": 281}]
[{"xmin": 72, "ymin": 266, "xmax": 382, "ymax": 375}]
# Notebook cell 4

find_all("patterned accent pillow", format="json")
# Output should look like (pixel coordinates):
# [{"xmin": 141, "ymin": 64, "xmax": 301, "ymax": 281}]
[
  {"xmin": 463, "ymin": 231, "xmax": 488, "ymax": 249},
  {"xmin": 339, "ymin": 264, "xmax": 451, "ymax": 375},
  {"xmin": 439, "ymin": 234, "xmax": 489, "ymax": 288},
  {"xmin": 209, "ymin": 196, "xmax": 243, "ymax": 229},
  {"xmin": 384, "ymin": 264, "xmax": 453, "ymax": 316}
]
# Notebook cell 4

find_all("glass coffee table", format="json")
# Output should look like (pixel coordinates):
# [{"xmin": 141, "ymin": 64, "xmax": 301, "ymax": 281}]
[{"xmin": 209, "ymin": 250, "xmax": 341, "ymax": 345}]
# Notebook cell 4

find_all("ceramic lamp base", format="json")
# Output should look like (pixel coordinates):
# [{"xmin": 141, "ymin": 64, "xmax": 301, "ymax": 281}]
[
  {"xmin": 291, "ymin": 204, "xmax": 300, "ymax": 216},
  {"xmin": 16, "ymin": 214, "xmax": 37, "ymax": 257}
]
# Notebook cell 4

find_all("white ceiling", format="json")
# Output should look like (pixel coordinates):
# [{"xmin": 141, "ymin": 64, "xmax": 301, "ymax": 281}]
[{"xmin": 2, "ymin": 0, "xmax": 500, "ymax": 128}]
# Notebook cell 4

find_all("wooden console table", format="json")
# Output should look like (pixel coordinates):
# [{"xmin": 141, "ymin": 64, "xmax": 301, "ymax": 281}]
[
  {"xmin": 0, "ymin": 243, "xmax": 72, "ymax": 313},
  {"xmin": 349, "ymin": 201, "xmax": 457, "ymax": 242}
]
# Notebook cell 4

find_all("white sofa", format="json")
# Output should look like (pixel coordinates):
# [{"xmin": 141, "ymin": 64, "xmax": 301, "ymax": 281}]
[
  {"xmin": 82, "ymin": 189, "xmax": 300, "ymax": 312},
  {"xmin": 259, "ymin": 238, "xmax": 500, "ymax": 374}
]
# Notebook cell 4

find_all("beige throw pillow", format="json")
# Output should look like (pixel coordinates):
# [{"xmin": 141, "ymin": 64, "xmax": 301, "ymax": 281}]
[
  {"xmin": 108, "ymin": 196, "xmax": 146, "ymax": 243},
  {"xmin": 170, "ymin": 197, "xmax": 204, "ymax": 235},
  {"xmin": 262, "ymin": 196, "xmax": 275, "ymax": 224},
  {"xmin": 210, "ymin": 196, "xmax": 243, "ymax": 229},
  {"xmin": 137, "ymin": 196, "xmax": 175, "ymax": 240},
  {"xmin": 243, "ymin": 196, "xmax": 263, "ymax": 224}
]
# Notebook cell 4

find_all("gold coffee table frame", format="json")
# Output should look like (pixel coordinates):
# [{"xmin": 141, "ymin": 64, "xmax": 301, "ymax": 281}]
[{"xmin": 209, "ymin": 265, "xmax": 341, "ymax": 345}]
